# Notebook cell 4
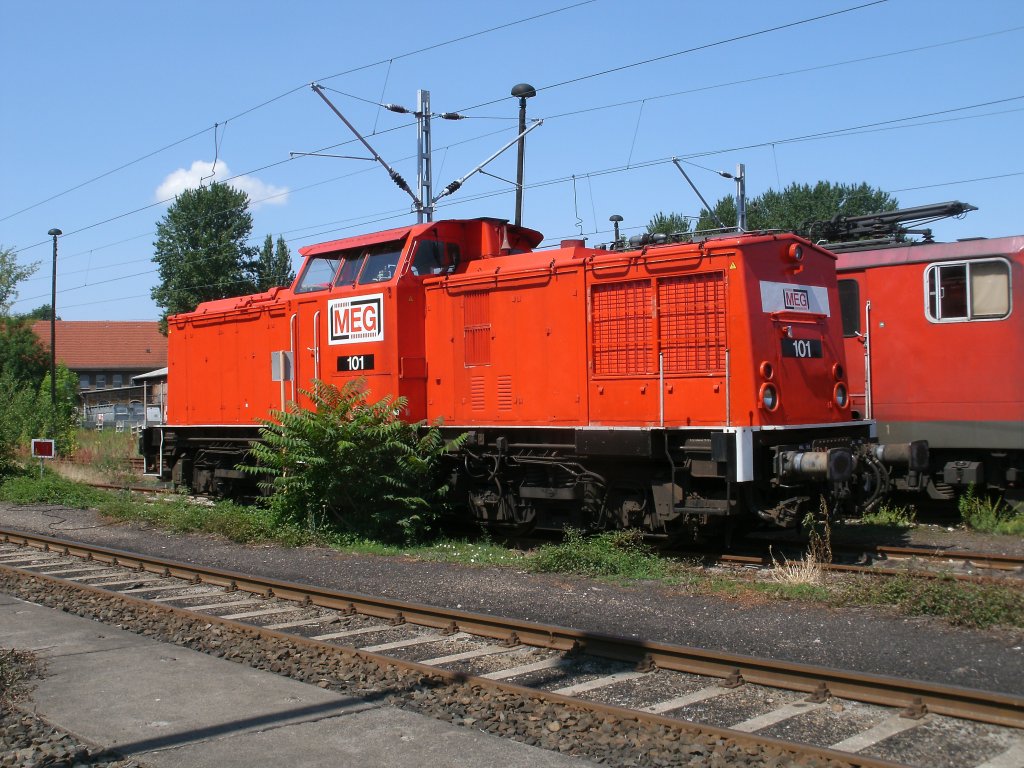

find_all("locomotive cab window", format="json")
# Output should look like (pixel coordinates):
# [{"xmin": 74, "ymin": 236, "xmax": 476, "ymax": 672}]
[
  {"xmin": 294, "ymin": 256, "xmax": 341, "ymax": 293},
  {"xmin": 357, "ymin": 242, "xmax": 404, "ymax": 285},
  {"xmin": 925, "ymin": 258, "xmax": 1011, "ymax": 322},
  {"xmin": 838, "ymin": 279, "xmax": 861, "ymax": 337},
  {"xmin": 410, "ymin": 240, "xmax": 460, "ymax": 277}
]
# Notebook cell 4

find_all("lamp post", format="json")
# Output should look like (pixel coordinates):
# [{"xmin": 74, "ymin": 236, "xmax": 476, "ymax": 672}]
[
  {"xmin": 510, "ymin": 83, "xmax": 536, "ymax": 227},
  {"xmin": 47, "ymin": 228, "xmax": 61, "ymax": 411}
]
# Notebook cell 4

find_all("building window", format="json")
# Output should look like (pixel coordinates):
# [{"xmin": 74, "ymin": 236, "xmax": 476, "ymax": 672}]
[
  {"xmin": 926, "ymin": 258, "xmax": 1011, "ymax": 322},
  {"xmin": 96, "ymin": 374, "xmax": 106, "ymax": 389},
  {"xmin": 112, "ymin": 373, "xmax": 123, "ymax": 388},
  {"xmin": 79, "ymin": 374, "xmax": 90, "ymax": 390}
]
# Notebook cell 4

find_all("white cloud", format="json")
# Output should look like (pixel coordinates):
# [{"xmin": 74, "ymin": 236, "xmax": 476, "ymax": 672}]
[{"xmin": 155, "ymin": 160, "xmax": 289, "ymax": 208}]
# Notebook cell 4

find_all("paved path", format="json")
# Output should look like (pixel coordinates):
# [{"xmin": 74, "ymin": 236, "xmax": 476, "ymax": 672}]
[{"xmin": 2, "ymin": 592, "xmax": 592, "ymax": 768}]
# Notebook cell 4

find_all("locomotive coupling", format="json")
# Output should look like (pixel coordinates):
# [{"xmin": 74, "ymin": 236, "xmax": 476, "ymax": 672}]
[
  {"xmin": 776, "ymin": 448, "xmax": 854, "ymax": 483},
  {"xmin": 873, "ymin": 440, "xmax": 929, "ymax": 473}
]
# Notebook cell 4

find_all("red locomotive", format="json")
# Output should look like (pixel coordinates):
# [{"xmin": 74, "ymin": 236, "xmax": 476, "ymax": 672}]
[
  {"xmin": 141, "ymin": 217, "xmax": 925, "ymax": 539},
  {"xmin": 827, "ymin": 203, "xmax": 1023, "ymax": 506}
]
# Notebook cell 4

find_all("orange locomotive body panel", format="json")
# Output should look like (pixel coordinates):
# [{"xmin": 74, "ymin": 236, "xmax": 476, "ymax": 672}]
[
  {"xmin": 167, "ymin": 289, "xmax": 292, "ymax": 425},
  {"xmin": 424, "ymin": 232, "xmax": 850, "ymax": 430}
]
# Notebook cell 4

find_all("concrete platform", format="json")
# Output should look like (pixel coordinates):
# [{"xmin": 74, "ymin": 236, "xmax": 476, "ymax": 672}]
[{"xmin": 1, "ymin": 592, "xmax": 593, "ymax": 767}]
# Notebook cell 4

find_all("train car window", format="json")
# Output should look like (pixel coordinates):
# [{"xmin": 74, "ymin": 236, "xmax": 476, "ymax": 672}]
[
  {"xmin": 838, "ymin": 280, "xmax": 861, "ymax": 337},
  {"xmin": 970, "ymin": 260, "xmax": 1011, "ymax": 318},
  {"xmin": 294, "ymin": 256, "xmax": 341, "ymax": 293},
  {"xmin": 925, "ymin": 259, "xmax": 1010, "ymax": 322},
  {"xmin": 357, "ymin": 243, "xmax": 404, "ymax": 284},
  {"xmin": 410, "ymin": 240, "xmax": 459, "ymax": 276}
]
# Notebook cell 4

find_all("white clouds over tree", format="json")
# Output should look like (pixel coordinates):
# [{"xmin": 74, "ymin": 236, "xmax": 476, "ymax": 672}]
[{"xmin": 155, "ymin": 160, "xmax": 288, "ymax": 208}]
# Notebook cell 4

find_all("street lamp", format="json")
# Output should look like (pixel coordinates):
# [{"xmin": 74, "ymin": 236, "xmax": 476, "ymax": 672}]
[
  {"xmin": 47, "ymin": 228, "xmax": 61, "ymax": 411},
  {"xmin": 510, "ymin": 83, "xmax": 536, "ymax": 227}
]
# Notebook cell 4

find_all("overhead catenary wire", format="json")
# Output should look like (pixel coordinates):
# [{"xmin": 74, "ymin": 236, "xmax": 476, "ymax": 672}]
[
  {"xmin": 0, "ymin": 0, "xmax": 597, "ymax": 226},
  {"xmin": 16, "ymin": 14, "xmax": 1019, "ymax": 264},
  {"xmin": 12, "ymin": 92, "xmax": 1024, "ymax": 306}
]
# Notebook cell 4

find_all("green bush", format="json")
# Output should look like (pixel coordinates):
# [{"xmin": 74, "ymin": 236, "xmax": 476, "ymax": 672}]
[
  {"xmin": 959, "ymin": 486, "xmax": 1024, "ymax": 536},
  {"xmin": 240, "ymin": 379, "xmax": 463, "ymax": 544},
  {"xmin": 0, "ymin": 373, "xmax": 36, "ymax": 477},
  {"xmin": 529, "ymin": 528, "xmax": 668, "ymax": 580}
]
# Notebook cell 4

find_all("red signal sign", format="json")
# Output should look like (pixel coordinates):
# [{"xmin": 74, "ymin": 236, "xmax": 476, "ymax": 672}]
[{"xmin": 31, "ymin": 439, "xmax": 56, "ymax": 459}]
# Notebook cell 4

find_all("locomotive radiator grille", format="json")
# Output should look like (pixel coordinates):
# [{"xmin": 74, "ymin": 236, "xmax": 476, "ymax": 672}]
[
  {"xmin": 658, "ymin": 272, "xmax": 726, "ymax": 374},
  {"xmin": 591, "ymin": 280, "xmax": 653, "ymax": 375}
]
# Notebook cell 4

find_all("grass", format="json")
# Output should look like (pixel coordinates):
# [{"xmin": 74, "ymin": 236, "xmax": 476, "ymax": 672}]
[
  {"xmin": 959, "ymin": 486, "xmax": 1024, "ymax": 536},
  {"xmin": 861, "ymin": 503, "xmax": 917, "ymax": 528},
  {"xmin": 0, "ymin": 471, "xmax": 1020, "ymax": 630},
  {"xmin": 528, "ymin": 529, "xmax": 669, "ymax": 581},
  {"xmin": 841, "ymin": 573, "xmax": 1024, "ymax": 629}
]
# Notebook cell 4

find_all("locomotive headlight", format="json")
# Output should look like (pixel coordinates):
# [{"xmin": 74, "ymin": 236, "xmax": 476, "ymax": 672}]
[
  {"xmin": 788, "ymin": 243, "xmax": 804, "ymax": 262},
  {"xmin": 834, "ymin": 383, "xmax": 849, "ymax": 408},
  {"xmin": 760, "ymin": 383, "xmax": 779, "ymax": 411},
  {"xmin": 832, "ymin": 362, "xmax": 844, "ymax": 381},
  {"xmin": 759, "ymin": 361, "xmax": 774, "ymax": 380}
]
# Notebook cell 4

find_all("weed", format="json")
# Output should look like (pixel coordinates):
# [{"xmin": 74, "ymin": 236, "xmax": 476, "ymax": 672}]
[
  {"xmin": 861, "ymin": 504, "xmax": 917, "ymax": 528},
  {"xmin": 766, "ymin": 504, "xmax": 832, "ymax": 587},
  {"xmin": 528, "ymin": 529, "xmax": 668, "ymax": 580},
  {"xmin": 959, "ymin": 486, "xmax": 1024, "ymax": 536}
]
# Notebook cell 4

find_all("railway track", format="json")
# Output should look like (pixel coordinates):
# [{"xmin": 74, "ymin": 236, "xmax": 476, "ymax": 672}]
[
  {"xmin": 674, "ymin": 543, "xmax": 1024, "ymax": 584},
  {"xmin": 1, "ymin": 528, "xmax": 1021, "ymax": 768}
]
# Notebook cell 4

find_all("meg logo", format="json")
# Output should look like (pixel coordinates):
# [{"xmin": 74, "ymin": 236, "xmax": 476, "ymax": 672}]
[
  {"xmin": 783, "ymin": 288, "xmax": 810, "ymax": 311},
  {"xmin": 759, "ymin": 280, "xmax": 831, "ymax": 317},
  {"xmin": 328, "ymin": 293, "xmax": 384, "ymax": 345}
]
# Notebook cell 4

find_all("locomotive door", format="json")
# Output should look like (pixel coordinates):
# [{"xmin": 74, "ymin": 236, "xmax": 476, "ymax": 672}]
[
  {"xmin": 291, "ymin": 297, "xmax": 323, "ymax": 411},
  {"xmin": 837, "ymin": 273, "xmax": 870, "ymax": 419}
]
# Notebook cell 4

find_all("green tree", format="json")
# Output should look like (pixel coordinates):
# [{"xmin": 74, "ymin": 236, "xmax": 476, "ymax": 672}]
[
  {"xmin": 0, "ymin": 372, "xmax": 37, "ymax": 476},
  {"xmin": 0, "ymin": 245, "xmax": 38, "ymax": 316},
  {"xmin": 253, "ymin": 234, "xmax": 295, "ymax": 292},
  {"xmin": 0, "ymin": 317, "xmax": 48, "ymax": 387},
  {"xmin": 695, "ymin": 181, "xmax": 898, "ymax": 235},
  {"xmin": 17, "ymin": 304, "xmax": 59, "ymax": 321},
  {"xmin": 151, "ymin": 182, "xmax": 257, "ymax": 332},
  {"xmin": 646, "ymin": 211, "xmax": 692, "ymax": 236}
]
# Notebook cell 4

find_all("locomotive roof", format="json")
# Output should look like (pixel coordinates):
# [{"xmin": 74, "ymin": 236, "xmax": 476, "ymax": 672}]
[
  {"xmin": 833, "ymin": 234, "xmax": 1024, "ymax": 272},
  {"xmin": 299, "ymin": 218, "xmax": 544, "ymax": 258}
]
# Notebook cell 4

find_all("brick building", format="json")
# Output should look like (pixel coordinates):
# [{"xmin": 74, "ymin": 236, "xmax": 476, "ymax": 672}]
[{"xmin": 31, "ymin": 321, "xmax": 167, "ymax": 428}]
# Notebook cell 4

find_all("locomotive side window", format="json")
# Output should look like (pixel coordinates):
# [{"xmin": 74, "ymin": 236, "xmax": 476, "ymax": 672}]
[
  {"xmin": 410, "ymin": 240, "xmax": 459, "ymax": 276},
  {"xmin": 837, "ymin": 279, "xmax": 861, "ymax": 337},
  {"xmin": 294, "ymin": 256, "xmax": 340, "ymax": 293},
  {"xmin": 925, "ymin": 259, "xmax": 1010, "ymax": 322}
]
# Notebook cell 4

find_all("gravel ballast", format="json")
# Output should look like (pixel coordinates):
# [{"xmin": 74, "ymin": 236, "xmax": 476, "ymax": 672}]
[
  {"xmin": 1, "ymin": 501, "xmax": 1022, "ymax": 699},
  {"xmin": 1, "ymin": 569, "xmax": 858, "ymax": 768}
]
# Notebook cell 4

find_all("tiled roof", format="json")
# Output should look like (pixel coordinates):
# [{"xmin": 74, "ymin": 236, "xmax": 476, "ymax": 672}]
[{"xmin": 31, "ymin": 321, "xmax": 168, "ymax": 371}]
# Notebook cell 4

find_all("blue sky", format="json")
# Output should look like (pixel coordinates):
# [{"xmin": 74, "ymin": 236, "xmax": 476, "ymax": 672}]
[{"xmin": 2, "ymin": 0, "xmax": 1021, "ymax": 321}]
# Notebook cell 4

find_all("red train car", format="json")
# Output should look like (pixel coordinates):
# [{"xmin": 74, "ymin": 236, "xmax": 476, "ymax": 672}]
[
  {"xmin": 835, "ymin": 235, "xmax": 1024, "ymax": 504},
  {"xmin": 142, "ymin": 217, "xmax": 924, "ymax": 539}
]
